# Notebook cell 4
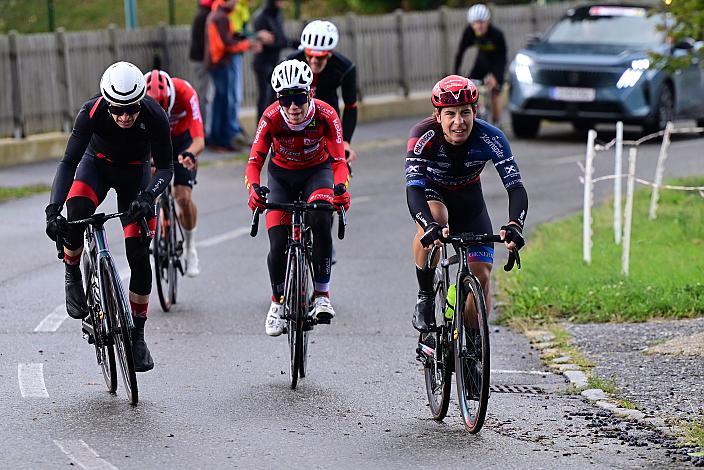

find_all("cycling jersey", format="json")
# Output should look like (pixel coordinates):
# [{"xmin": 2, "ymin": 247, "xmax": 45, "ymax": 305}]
[
  {"xmin": 405, "ymin": 116, "xmax": 527, "ymax": 230},
  {"xmin": 169, "ymin": 78, "xmax": 204, "ymax": 139},
  {"xmin": 245, "ymin": 98, "xmax": 349, "ymax": 190},
  {"xmin": 50, "ymin": 94, "xmax": 173, "ymax": 206},
  {"xmin": 454, "ymin": 24, "xmax": 507, "ymax": 86},
  {"xmin": 287, "ymin": 51, "xmax": 357, "ymax": 143}
]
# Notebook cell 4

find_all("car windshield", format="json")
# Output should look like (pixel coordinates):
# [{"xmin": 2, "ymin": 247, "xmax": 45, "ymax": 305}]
[{"xmin": 545, "ymin": 6, "xmax": 665, "ymax": 47}]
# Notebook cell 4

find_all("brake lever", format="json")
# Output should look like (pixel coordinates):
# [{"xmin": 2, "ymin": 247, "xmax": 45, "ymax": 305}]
[
  {"xmin": 250, "ymin": 208, "xmax": 261, "ymax": 237},
  {"xmin": 138, "ymin": 217, "xmax": 151, "ymax": 245}
]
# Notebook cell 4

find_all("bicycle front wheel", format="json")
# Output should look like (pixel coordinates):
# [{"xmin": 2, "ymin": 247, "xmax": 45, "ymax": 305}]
[
  {"xmin": 84, "ymin": 251, "xmax": 117, "ymax": 393},
  {"xmin": 284, "ymin": 249, "xmax": 302, "ymax": 389},
  {"xmin": 153, "ymin": 196, "xmax": 175, "ymax": 312},
  {"xmin": 454, "ymin": 274, "xmax": 490, "ymax": 433},
  {"xmin": 424, "ymin": 268, "xmax": 452, "ymax": 420},
  {"xmin": 101, "ymin": 258, "xmax": 139, "ymax": 405}
]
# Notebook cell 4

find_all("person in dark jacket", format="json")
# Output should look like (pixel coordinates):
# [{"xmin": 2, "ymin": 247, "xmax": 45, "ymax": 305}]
[
  {"xmin": 189, "ymin": 0, "xmax": 214, "ymax": 129},
  {"xmin": 252, "ymin": 0, "xmax": 299, "ymax": 118}
]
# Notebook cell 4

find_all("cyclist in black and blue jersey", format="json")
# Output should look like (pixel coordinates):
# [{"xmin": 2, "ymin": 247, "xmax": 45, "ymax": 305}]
[{"xmin": 405, "ymin": 75, "xmax": 528, "ymax": 332}]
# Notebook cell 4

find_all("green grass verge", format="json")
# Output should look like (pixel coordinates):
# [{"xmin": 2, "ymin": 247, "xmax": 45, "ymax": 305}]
[
  {"xmin": 0, "ymin": 183, "xmax": 50, "ymax": 202},
  {"xmin": 587, "ymin": 375, "xmax": 617, "ymax": 394},
  {"xmin": 498, "ymin": 177, "xmax": 704, "ymax": 324},
  {"xmin": 682, "ymin": 419, "xmax": 704, "ymax": 450}
]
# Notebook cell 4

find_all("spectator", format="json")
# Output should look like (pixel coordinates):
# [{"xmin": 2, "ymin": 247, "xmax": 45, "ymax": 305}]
[
  {"xmin": 252, "ymin": 0, "xmax": 299, "ymax": 118},
  {"xmin": 226, "ymin": 0, "xmax": 252, "ymax": 147},
  {"xmin": 189, "ymin": 0, "xmax": 214, "ymax": 130},
  {"xmin": 204, "ymin": 0, "xmax": 260, "ymax": 151},
  {"xmin": 454, "ymin": 4, "xmax": 507, "ymax": 126}
]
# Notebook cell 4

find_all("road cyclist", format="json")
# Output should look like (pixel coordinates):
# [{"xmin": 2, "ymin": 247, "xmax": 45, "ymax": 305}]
[
  {"xmin": 145, "ymin": 69, "xmax": 205, "ymax": 278},
  {"xmin": 45, "ymin": 61, "xmax": 173, "ymax": 373},
  {"xmin": 245, "ymin": 59, "xmax": 350, "ymax": 337}
]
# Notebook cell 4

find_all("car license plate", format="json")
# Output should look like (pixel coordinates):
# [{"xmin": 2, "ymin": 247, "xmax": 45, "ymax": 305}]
[{"xmin": 550, "ymin": 87, "xmax": 596, "ymax": 102}]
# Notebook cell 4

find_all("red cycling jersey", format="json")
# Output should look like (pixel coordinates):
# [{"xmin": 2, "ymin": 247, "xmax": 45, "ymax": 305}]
[
  {"xmin": 245, "ymin": 98, "xmax": 349, "ymax": 189},
  {"xmin": 169, "ymin": 78, "xmax": 204, "ymax": 139}
]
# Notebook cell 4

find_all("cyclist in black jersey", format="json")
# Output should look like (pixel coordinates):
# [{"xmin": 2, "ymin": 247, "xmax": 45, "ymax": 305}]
[
  {"xmin": 454, "ymin": 4, "xmax": 507, "ymax": 126},
  {"xmin": 288, "ymin": 20, "xmax": 358, "ymax": 164},
  {"xmin": 44, "ymin": 62, "xmax": 173, "ymax": 372},
  {"xmin": 405, "ymin": 75, "xmax": 527, "ymax": 332}
]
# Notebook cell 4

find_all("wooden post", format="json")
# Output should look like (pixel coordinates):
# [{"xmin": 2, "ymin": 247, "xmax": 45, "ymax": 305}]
[
  {"xmin": 56, "ymin": 28, "xmax": 75, "ymax": 133},
  {"xmin": 158, "ymin": 23, "xmax": 171, "ymax": 72},
  {"xmin": 622, "ymin": 147, "xmax": 638, "ymax": 276},
  {"xmin": 438, "ymin": 7, "xmax": 452, "ymax": 75},
  {"xmin": 582, "ymin": 129, "xmax": 597, "ymax": 264},
  {"xmin": 108, "ymin": 24, "xmax": 120, "ymax": 62},
  {"xmin": 395, "ymin": 10, "xmax": 409, "ymax": 97},
  {"xmin": 8, "ymin": 31, "xmax": 25, "ymax": 139}
]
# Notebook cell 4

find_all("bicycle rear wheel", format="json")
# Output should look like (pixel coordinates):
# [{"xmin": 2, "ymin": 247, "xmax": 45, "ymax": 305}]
[
  {"xmin": 454, "ymin": 274, "xmax": 490, "ymax": 433},
  {"xmin": 424, "ymin": 268, "xmax": 452, "ymax": 420},
  {"xmin": 101, "ymin": 258, "xmax": 139, "ymax": 405},
  {"xmin": 154, "ymin": 196, "xmax": 175, "ymax": 312},
  {"xmin": 83, "ymin": 251, "xmax": 116, "ymax": 393}
]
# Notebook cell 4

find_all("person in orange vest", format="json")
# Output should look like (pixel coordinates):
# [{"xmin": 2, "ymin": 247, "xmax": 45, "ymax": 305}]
[{"xmin": 204, "ymin": 0, "xmax": 263, "ymax": 150}]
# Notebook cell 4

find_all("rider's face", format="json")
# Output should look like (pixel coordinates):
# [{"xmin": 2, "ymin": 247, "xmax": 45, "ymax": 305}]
[
  {"xmin": 109, "ymin": 107, "xmax": 140, "ymax": 129},
  {"xmin": 435, "ymin": 105, "xmax": 474, "ymax": 145},
  {"xmin": 280, "ymin": 92, "xmax": 310, "ymax": 124},
  {"xmin": 471, "ymin": 20, "xmax": 489, "ymax": 37},
  {"xmin": 305, "ymin": 52, "xmax": 330, "ymax": 74}
]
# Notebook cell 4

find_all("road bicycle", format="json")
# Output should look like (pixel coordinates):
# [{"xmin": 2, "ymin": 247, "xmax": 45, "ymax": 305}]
[
  {"xmin": 152, "ymin": 183, "xmax": 185, "ymax": 312},
  {"xmin": 56, "ymin": 212, "xmax": 149, "ymax": 405},
  {"xmin": 416, "ymin": 232, "xmax": 520, "ymax": 433},
  {"xmin": 250, "ymin": 190, "xmax": 346, "ymax": 389}
]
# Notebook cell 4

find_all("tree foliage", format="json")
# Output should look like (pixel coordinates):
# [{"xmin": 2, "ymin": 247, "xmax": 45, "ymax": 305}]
[{"xmin": 653, "ymin": 0, "xmax": 704, "ymax": 70}]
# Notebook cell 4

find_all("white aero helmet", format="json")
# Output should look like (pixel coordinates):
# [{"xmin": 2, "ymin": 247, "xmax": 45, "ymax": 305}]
[
  {"xmin": 467, "ymin": 4, "xmax": 491, "ymax": 23},
  {"xmin": 271, "ymin": 59, "xmax": 314, "ymax": 93},
  {"xmin": 300, "ymin": 20, "xmax": 339, "ymax": 53},
  {"xmin": 100, "ymin": 61, "xmax": 146, "ymax": 106}
]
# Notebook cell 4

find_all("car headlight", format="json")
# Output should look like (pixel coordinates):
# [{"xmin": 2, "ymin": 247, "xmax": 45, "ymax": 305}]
[
  {"xmin": 617, "ymin": 59, "xmax": 650, "ymax": 89},
  {"xmin": 514, "ymin": 53, "xmax": 534, "ymax": 84}
]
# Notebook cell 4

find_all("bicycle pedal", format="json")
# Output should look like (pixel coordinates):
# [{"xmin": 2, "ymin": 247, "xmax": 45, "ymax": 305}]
[
  {"xmin": 82, "ymin": 332, "xmax": 95, "ymax": 344},
  {"xmin": 315, "ymin": 317, "xmax": 331, "ymax": 325},
  {"xmin": 417, "ymin": 342, "xmax": 435, "ymax": 359}
]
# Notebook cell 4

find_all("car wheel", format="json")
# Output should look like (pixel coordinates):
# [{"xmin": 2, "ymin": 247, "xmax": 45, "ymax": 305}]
[
  {"xmin": 644, "ymin": 84, "xmax": 674, "ymax": 135},
  {"xmin": 511, "ymin": 114, "xmax": 541, "ymax": 139}
]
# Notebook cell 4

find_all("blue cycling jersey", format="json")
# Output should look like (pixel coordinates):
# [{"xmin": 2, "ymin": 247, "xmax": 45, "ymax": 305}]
[{"xmin": 405, "ymin": 116, "xmax": 523, "ymax": 191}]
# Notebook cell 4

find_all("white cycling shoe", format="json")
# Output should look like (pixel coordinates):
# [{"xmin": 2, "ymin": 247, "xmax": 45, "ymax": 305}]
[
  {"xmin": 185, "ymin": 249, "xmax": 200, "ymax": 277},
  {"xmin": 265, "ymin": 302, "xmax": 285, "ymax": 336},
  {"xmin": 313, "ymin": 295, "xmax": 335, "ymax": 323}
]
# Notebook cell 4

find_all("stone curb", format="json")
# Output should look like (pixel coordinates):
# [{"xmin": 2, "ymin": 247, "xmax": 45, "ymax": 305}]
[
  {"xmin": 0, "ymin": 94, "xmax": 433, "ymax": 168},
  {"xmin": 523, "ymin": 328, "xmax": 677, "ymax": 437}
]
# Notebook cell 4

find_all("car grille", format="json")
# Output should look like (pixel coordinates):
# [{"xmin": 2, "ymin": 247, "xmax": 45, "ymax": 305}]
[
  {"xmin": 533, "ymin": 69, "xmax": 620, "ymax": 87},
  {"xmin": 525, "ymin": 99, "xmax": 623, "ymax": 114}
]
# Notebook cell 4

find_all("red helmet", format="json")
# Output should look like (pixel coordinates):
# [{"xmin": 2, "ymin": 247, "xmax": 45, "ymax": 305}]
[
  {"xmin": 431, "ymin": 75, "xmax": 479, "ymax": 109},
  {"xmin": 144, "ymin": 69, "xmax": 175, "ymax": 114}
]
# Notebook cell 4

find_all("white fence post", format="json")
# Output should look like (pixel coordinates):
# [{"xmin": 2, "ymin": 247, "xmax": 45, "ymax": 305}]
[
  {"xmin": 622, "ymin": 147, "xmax": 638, "ymax": 276},
  {"xmin": 648, "ymin": 121, "xmax": 673, "ymax": 220},
  {"xmin": 583, "ymin": 129, "xmax": 597, "ymax": 264},
  {"xmin": 613, "ymin": 121, "xmax": 623, "ymax": 244}
]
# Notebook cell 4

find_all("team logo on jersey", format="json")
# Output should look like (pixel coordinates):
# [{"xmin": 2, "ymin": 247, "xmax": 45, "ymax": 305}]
[
  {"xmin": 413, "ymin": 130, "xmax": 435, "ymax": 155},
  {"xmin": 504, "ymin": 165, "xmax": 517, "ymax": 176},
  {"xmin": 254, "ymin": 119, "xmax": 268, "ymax": 143}
]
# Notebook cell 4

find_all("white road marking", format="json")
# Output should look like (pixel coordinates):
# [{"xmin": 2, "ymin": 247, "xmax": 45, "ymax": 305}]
[
  {"xmin": 491, "ymin": 369, "xmax": 554, "ymax": 376},
  {"xmin": 53, "ymin": 439, "xmax": 118, "ymax": 470},
  {"xmin": 197, "ymin": 227, "xmax": 250, "ymax": 248},
  {"xmin": 17, "ymin": 363, "xmax": 49, "ymax": 398},
  {"xmin": 34, "ymin": 305, "xmax": 68, "ymax": 333}
]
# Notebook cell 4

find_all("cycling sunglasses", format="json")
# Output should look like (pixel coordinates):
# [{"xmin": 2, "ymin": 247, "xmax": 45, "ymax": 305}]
[
  {"xmin": 278, "ymin": 92, "xmax": 309, "ymax": 108},
  {"xmin": 436, "ymin": 89, "xmax": 475, "ymax": 106},
  {"xmin": 108, "ymin": 102, "xmax": 141, "ymax": 116}
]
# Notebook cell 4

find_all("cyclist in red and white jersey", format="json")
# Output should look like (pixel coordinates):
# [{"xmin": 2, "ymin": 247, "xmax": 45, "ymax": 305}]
[
  {"xmin": 245, "ymin": 59, "xmax": 350, "ymax": 336},
  {"xmin": 145, "ymin": 70, "xmax": 204, "ymax": 277}
]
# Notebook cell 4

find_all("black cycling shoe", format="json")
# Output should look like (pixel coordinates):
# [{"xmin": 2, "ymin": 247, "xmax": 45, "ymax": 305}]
[
  {"xmin": 412, "ymin": 291, "xmax": 436, "ymax": 332},
  {"xmin": 131, "ymin": 317, "xmax": 154, "ymax": 372},
  {"xmin": 65, "ymin": 263, "xmax": 88, "ymax": 320}
]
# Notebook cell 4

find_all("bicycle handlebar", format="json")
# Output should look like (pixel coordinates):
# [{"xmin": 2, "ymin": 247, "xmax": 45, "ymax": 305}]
[{"xmin": 423, "ymin": 232, "xmax": 521, "ymax": 272}]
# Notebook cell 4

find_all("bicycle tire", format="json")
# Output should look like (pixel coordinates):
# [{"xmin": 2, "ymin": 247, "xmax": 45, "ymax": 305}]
[
  {"xmin": 284, "ymin": 248, "xmax": 301, "ymax": 389},
  {"xmin": 101, "ymin": 258, "xmax": 139, "ymax": 405},
  {"xmin": 454, "ymin": 274, "xmax": 490, "ymax": 433},
  {"xmin": 83, "ymin": 250, "xmax": 117, "ymax": 393},
  {"xmin": 298, "ymin": 257, "xmax": 312, "ymax": 379},
  {"xmin": 168, "ymin": 197, "xmax": 182, "ymax": 304},
  {"xmin": 424, "ymin": 267, "xmax": 452, "ymax": 420},
  {"xmin": 154, "ymin": 196, "xmax": 173, "ymax": 312}
]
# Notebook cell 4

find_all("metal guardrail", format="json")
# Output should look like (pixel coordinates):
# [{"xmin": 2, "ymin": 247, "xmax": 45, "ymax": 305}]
[{"xmin": 0, "ymin": 3, "xmax": 579, "ymax": 138}]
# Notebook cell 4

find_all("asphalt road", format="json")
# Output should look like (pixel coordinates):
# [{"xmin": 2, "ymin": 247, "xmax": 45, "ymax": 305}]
[{"xmin": 1, "ymin": 118, "xmax": 701, "ymax": 468}]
